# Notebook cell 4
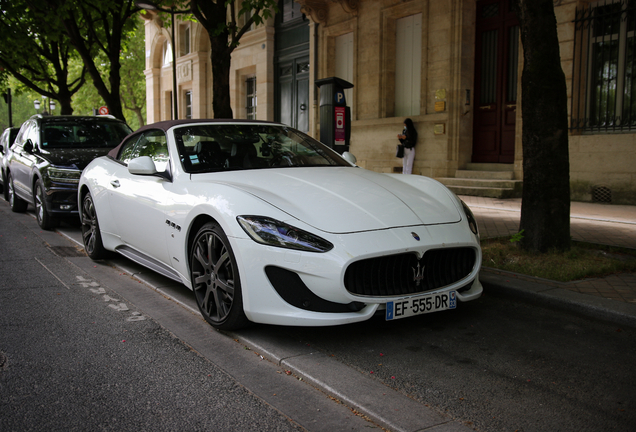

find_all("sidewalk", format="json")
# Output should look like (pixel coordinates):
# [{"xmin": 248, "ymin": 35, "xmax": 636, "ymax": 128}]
[{"xmin": 461, "ymin": 195, "xmax": 636, "ymax": 327}]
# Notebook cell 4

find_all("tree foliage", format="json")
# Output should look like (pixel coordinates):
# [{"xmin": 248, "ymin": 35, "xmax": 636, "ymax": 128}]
[
  {"xmin": 119, "ymin": 19, "xmax": 146, "ymax": 127},
  {"xmin": 513, "ymin": 0, "xmax": 571, "ymax": 253},
  {"xmin": 0, "ymin": 77, "xmax": 43, "ymax": 130},
  {"xmin": 34, "ymin": 0, "xmax": 142, "ymax": 121},
  {"xmin": 0, "ymin": 0, "xmax": 87, "ymax": 114}
]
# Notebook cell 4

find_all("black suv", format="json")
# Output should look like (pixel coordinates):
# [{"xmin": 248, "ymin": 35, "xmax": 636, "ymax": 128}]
[{"xmin": 6, "ymin": 115, "xmax": 132, "ymax": 229}]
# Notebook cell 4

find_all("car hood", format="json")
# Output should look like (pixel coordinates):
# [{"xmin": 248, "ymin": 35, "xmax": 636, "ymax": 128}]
[
  {"xmin": 38, "ymin": 147, "xmax": 113, "ymax": 170},
  {"xmin": 200, "ymin": 167, "xmax": 462, "ymax": 233}
]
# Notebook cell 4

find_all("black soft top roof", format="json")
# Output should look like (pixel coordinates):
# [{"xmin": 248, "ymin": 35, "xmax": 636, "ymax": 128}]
[{"xmin": 108, "ymin": 118, "xmax": 283, "ymax": 158}]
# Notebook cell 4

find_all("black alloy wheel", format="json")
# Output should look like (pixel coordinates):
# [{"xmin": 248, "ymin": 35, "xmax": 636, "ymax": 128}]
[
  {"xmin": 81, "ymin": 192, "xmax": 109, "ymax": 260},
  {"xmin": 34, "ymin": 179, "xmax": 56, "ymax": 230},
  {"xmin": 190, "ymin": 221, "xmax": 249, "ymax": 330},
  {"xmin": 8, "ymin": 173, "xmax": 27, "ymax": 213}
]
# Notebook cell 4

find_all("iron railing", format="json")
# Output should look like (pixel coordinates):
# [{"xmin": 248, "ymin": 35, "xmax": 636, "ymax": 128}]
[{"xmin": 571, "ymin": 0, "xmax": 636, "ymax": 132}]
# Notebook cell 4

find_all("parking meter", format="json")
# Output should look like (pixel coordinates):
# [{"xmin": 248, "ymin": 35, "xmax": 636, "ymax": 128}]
[{"xmin": 316, "ymin": 77, "xmax": 353, "ymax": 153}]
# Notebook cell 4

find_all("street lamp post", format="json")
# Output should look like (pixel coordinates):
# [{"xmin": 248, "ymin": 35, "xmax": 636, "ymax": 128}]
[
  {"xmin": 42, "ymin": 95, "xmax": 54, "ymax": 114},
  {"xmin": 34, "ymin": 100, "xmax": 40, "ymax": 114},
  {"xmin": 136, "ymin": 1, "xmax": 184, "ymax": 120}
]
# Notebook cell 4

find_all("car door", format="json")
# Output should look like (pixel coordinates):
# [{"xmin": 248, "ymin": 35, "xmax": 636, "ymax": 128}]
[
  {"xmin": 108, "ymin": 130, "xmax": 174, "ymax": 266},
  {"xmin": 9, "ymin": 121, "xmax": 38, "ymax": 200}
]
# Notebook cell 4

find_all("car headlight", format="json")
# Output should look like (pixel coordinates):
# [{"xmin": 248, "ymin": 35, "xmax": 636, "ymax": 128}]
[
  {"xmin": 237, "ymin": 216, "xmax": 333, "ymax": 253},
  {"xmin": 461, "ymin": 200, "xmax": 479, "ymax": 236},
  {"xmin": 47, "ymin": 168, "xmax": 81, "ymax": 184}
]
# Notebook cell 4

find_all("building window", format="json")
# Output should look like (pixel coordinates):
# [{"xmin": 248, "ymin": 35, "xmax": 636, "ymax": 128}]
[
  {"xmin": 281, "ymin": 0, "xmax": 303, "ymax": 23},
  {"xmin": 246, "ymin": 77, "xmax": 257, "ymax": 120},
  {"xmin": 241, "ymin": 7, "xmax": 255, "ymax": 32},
  {"xmin": 572, "ymin": 0, "xmax": 636, "ymax": 132},
  {"xmin": 185, "ymin": 90, "xmax": 192, "ymax": 119},
  {"xmin": 395, "ymin": 13, "xmax": 422, "ymax": 117},
  {"xmin": 163, "ymin": 40, "xmax": 172, "ymax": 65},
  {"xmin": 180, "ymin": 24, "xmax": 190, "ymax": 57}
]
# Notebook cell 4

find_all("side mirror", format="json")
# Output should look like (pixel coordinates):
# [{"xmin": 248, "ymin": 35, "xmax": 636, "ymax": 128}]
[
  {"xmin": 128, "ymin": 156, "xmax": 158, "ymax": 175},
  {"xmin": 23, "ymin": 139, "xmax": 34, "ymax": 154},
  {"xmin": 128, "ymin": 156, "xmax": 172, "ymax": 181},
  {"xmin": 342, "ymin": 151, "xmax": 357, "ymax": 165}
]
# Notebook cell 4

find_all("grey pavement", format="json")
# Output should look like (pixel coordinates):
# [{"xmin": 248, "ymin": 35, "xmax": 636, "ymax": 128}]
[{"xmin": 461, "ymin": 195, "xmax": 636, "ymax": 328}]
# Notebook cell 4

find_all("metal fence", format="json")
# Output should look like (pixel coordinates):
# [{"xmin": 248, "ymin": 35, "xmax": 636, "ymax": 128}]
[{"xmin": 571, "ymin": 0, "xmax": 636, "ymax": 132}]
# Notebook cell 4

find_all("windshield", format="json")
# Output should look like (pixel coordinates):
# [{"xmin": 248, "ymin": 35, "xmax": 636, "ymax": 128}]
[
  {"xmin": 41, "ymin": 121, "xmax": 132, "ymax": 149},
  {"xmin": 174, "ymin": 124, "xmax": 351, "ymax": 173}
]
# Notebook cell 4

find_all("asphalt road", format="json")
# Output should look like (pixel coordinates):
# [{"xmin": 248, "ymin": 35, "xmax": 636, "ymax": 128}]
[
  {"xmin": 0, "ymin": 202, "xmax": 377, "ymax": 432},
  {"xmin": 2, "ymin": 198, "xmax": 635, "ymax": 432},
  {"xmin": 262, "ymin": 295, "xmax": 636, "ymax": 431}
]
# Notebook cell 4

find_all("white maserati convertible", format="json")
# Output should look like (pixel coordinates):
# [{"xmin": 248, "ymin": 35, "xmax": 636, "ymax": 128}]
[{"xmin": 78, "ymin": 119, "xmax": 482, "ymax": 330}]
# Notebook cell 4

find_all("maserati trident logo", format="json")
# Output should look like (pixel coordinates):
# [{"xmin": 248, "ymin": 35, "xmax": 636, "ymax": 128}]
[
  {"xmin": 411, "ymin": 232, "xmax": 420, "ymax": 241},
  {"xmin": 412, "ymin": 263, "xmax": 425, "ymax": 286}
]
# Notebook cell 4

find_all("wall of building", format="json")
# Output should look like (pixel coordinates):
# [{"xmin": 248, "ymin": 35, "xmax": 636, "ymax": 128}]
[
  {"xmin": 555, "ymin": 0, "xmax": 636, "ymax": 204},
  {"xmin": 141, "ymin": 9, "xmax": 275, "ymax": 124},
  {"xmin": 314, "ymin": 0, "xmax": 472, "ymax": 178},
  {"xmin": 140, "ymin": 1, "xmax": 636, "ymax": 204}
]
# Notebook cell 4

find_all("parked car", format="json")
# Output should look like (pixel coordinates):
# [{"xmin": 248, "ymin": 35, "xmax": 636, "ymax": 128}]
[
  {"xmin": 78, "ymin": 119, "xmax": 482, "ymax": 330},
  {"xmin": 0, "ymin": 126, "xmax": 20, "ymax": 200},
  {"xmin": 5, "ymin": 115, "xmax": 132, "ymax": 229}
]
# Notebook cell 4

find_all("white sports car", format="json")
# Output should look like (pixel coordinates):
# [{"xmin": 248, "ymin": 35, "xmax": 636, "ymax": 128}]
[{"xmin": 79, "ymin": 120, "xmax": 482, "ymax": 330}]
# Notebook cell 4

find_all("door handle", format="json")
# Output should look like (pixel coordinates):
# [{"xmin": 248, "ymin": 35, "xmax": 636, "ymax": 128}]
[
  {"xmin": 479, "ymin": 105, "xmax": 492, "ymax": 110},
  {"xmin": 110, "ymin": 180, "xmax": 120, "ymax": 188},
  {"xmin": 507, "ymin": 104, "xmax": 516, "ymax": 109}
]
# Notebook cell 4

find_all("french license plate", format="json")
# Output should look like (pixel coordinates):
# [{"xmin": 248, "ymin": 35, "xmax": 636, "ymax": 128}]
[{"xmin": 386, "ymin": 291, "xmax": 456, "ymax": 321}]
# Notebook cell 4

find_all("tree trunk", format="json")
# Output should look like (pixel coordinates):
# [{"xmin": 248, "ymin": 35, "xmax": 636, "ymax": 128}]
[
  {"xmin": 209, "ymin": 36, "xmax": 233, "ymax": 119},
  {"xmin": 514, "ymin": 0, "xmax": 571, "ymax": 253}
]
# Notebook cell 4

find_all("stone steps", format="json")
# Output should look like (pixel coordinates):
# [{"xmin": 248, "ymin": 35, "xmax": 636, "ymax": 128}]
[{"xmin": 436, "ymin": 163, "xmax": 523, "ymax": 199}]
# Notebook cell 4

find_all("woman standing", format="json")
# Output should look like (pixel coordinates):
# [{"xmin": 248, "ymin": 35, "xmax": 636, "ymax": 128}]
[{"xmin": 398, "ymin": 118, "xmax": 417, "ymax": 174}]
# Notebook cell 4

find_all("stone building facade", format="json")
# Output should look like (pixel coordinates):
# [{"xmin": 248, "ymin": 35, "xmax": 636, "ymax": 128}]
[{"xmin": 140, "ymin": 0, "xmax": 636, "ymax": 205}]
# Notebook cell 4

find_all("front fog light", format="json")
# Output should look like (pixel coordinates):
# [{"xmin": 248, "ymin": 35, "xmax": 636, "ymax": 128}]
[{"xmin": 237, "ymin": 216, "xmax": 333, "ymax": 253}]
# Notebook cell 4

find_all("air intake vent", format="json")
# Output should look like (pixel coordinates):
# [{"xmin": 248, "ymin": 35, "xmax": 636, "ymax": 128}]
[{"xmin": 592, "ymin": 185, "xmax": 612, "ymax": 203}]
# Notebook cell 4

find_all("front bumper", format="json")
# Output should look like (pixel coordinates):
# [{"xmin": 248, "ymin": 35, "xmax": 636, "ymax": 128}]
[
  {"xmin": 232, "ymin": 222, "xmax": 483, "ymax": 326},
  {"xmin": 42, "ymin": 182, "xmax": 80, "ymax": 216}
]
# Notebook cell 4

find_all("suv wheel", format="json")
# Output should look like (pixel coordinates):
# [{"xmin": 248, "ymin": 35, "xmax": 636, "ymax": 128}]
[
  {"xmin": 34, "ymin": 179, "xmax": 57, "ymax": 230},
  {"xmin": 8, "ymin": 172, "xmax": 27, "ymax": 213}
]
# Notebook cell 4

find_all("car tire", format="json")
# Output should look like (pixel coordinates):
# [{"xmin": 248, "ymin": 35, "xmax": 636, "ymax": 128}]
[
  {"xmin": 190, "ymin": 221, "xmax": 249, "ymax": 330},
  {"xmin": 34, "ymin": 179, "xmax": 57, "ymax": 230},
  {"xmin": 8, "ymin": 172, "xmax": 27, "ymax": 213},
  {"xmin": 81, "ymin": 192, "xmax": 110, "ymax": 260}
]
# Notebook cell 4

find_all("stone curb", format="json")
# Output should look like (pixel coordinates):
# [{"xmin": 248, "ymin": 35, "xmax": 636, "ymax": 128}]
[{"xmin": 480, "ymin": 269, "xmax": 636, "ymax": 329}]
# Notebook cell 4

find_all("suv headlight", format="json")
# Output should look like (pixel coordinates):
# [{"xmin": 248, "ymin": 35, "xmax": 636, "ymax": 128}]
[
  {"xmin": 237, "ymin": 216, "xmax": 333, "ymax": 253},
  {"xmin": 47, "ymin": 168, "xmax": 81, "ymax": 184}
]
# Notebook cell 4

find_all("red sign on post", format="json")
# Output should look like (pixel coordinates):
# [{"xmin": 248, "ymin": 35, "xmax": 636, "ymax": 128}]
[
  {"xmin": 335, "ymin": 106, "xmax": 345, "ymax": 146},
  {"xmin": 98, "ymin": 106, "xmax": 109, "ymax": 115}
]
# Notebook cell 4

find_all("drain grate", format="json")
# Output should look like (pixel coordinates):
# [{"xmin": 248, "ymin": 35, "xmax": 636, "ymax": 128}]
[
  {"xmin": 592, "ymin": 185, "xmax": 612, "ymax": 203},
  {"xmin": 48, "ymin": 246, "xmax": 87, "ymax": 257}
]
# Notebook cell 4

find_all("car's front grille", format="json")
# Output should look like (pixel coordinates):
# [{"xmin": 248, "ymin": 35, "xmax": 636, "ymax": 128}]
[{"xmin": 344, "ymin": 247, "xmax": 477, "ymax": 297}]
